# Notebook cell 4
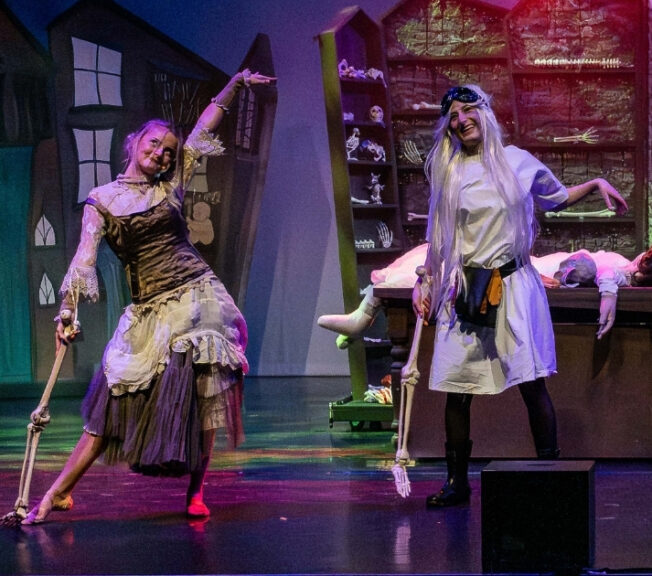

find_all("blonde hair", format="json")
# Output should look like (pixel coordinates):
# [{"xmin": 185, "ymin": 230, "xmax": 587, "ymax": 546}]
[{"xmin": 424, "ymin": 85, "xmax": 536, "ymax": 315}]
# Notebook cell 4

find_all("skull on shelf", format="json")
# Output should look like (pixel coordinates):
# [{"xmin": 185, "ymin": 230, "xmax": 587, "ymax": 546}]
[{"xmin": 368, "ymin": 105, "xmax": 385, "ymax": 126}]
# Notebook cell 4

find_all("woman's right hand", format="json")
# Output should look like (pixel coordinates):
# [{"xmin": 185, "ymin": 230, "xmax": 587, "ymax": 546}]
[
  {"xmin": 240, "ymin": 69, "xmax": 276, "ymax": 87},
  {"xmin": 412, "ymin": 280, "xmax": 431, "ymax": 322},
  {"xmin": 55, "ymin": 313, "xmax": 80, "ymax": 352}
]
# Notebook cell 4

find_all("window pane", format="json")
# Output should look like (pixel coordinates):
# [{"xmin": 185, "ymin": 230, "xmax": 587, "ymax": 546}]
[
  {"xmin": 98, "ymin": 73, "xmax": 122, "ymax": 106},
  {"xmin": 72, "ymin": 37, "xmax": 97, "ymax": 70},
  {"xmin": 96, "ymin": 162, "xmax": 112, "ymax": 187},
  {"xmin": 95, "ymin": 129, "xmax": 114, "ymax": 162},
  {"xmin": 73, "ymin": 129, "xmax": 95, "ymax": 162},
  {"xmin": 35, "ymin": 215, "xmax": 55, "ymax": 246},
  {"xmin": 97, "ymin": 45, "xmax": 122, "ymax": 74},
  {"xmin": 74, "ymin": 70, "xmax": 99, "ymax": 106},
  {"xmin": 39, "ymin": 274, "xmax": 55, "ymax": 306},
  {"xmin": 78, "ymin": 163, "xmax": 96, "ymax": 203}
]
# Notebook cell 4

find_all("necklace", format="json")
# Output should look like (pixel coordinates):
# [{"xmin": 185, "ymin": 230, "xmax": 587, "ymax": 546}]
[
  {"xmin": 105, "ymin": 175, "xmax": 163, "ymax": 214},
  {"xmin": 116, "ymin": 175, "xmax": 156, "ymax": 195}
]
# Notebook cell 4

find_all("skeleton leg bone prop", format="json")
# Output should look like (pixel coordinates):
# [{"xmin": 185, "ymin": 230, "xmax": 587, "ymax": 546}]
[
  {"xmin": 2, "ymin": 344, "xmax": 70, "ymax": 526},
  {"xmin": 392, "ymin": 267, "xmax": 430, "ymax": 498},
  {"xmin": 392, "ymin": 314, "xmax": 425, "ymax": 497},
  {"xmin": 2, "ymin": 281, "xmax": 82, "ymax": 526}
]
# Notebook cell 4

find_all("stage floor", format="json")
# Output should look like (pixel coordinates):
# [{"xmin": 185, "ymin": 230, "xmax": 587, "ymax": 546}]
[{"xmin": 0, "ymin": 376, "xmax": 650, "ymax": 575}]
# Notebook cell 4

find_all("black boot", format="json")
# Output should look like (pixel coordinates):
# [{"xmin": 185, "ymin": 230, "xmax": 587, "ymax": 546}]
[{"xmin": 426, "ymin": 440, "xmax": 472, "ymax": 508}]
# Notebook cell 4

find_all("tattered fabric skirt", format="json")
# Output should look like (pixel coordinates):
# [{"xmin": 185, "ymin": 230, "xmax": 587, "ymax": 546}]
[
  {"xmin": 82, "ymin": 350, "xmax": 244, "ymax": 476},
  {"xmin": 81, "ymin": 273, "xmax": 247, "ymax": 476}
]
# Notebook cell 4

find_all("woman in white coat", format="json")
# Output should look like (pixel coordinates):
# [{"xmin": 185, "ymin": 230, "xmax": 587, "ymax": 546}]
[{"xmin": 411, "ymin": 85, "xmax": 628, "ymax": 508}]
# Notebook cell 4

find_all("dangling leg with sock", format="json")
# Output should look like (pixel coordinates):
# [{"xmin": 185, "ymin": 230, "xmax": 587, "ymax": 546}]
[{"xmin": 317, "ymin": 285, "xmax": 382, "ymax": 338}]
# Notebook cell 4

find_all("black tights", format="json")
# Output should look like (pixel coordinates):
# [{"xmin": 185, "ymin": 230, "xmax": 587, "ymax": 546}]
[{"xmin": 444, "ymin": 378, "xmax": 558, "ymax": 454}]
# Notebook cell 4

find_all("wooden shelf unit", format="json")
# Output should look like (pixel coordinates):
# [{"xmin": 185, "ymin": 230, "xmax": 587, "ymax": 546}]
[
  {"xmin": 380, "ymin": 0, "xmax": 648, "ymax": 257},
  {"xmin": 318, "ymin": 7, "xmax": 403, "ymax": 427}
]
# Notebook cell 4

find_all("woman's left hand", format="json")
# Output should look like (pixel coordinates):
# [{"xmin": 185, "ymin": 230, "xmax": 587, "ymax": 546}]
[
  {"xmin": 240, "ymin": 69, "xmax": 276, "ymax": 87},
  {"xmin": 596, "ymin": 292, "xmax": 617, "ymax": 340},
  {"xmin": 596, "ymin": 178, "xmax": 628, "ymax": 215}
]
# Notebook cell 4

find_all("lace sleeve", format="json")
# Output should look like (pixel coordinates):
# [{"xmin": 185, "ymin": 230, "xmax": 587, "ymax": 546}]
[
  {"xmin": 180, "ymin": 125, "xmax": 226, "ymax": 189},
  {"xmin": 59, "ymin": 204, "xmax": 105, "ymax": 306}
]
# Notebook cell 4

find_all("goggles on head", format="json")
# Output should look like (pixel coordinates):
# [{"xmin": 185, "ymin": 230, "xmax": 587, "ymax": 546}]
[{"xmin": 440, "ymin": 86, "xmax": 482, "ymax": 116}]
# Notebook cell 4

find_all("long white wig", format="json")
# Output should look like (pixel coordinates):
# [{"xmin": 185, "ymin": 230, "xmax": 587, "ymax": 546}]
[{"xmin": 423, "ymin": 85, "xmax": 537, "ymax": 318}]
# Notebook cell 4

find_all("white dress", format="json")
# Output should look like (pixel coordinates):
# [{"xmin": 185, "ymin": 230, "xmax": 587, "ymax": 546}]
[{"xmin": 429, "ymin": 146, "xmax": 568, "ymax": 395}]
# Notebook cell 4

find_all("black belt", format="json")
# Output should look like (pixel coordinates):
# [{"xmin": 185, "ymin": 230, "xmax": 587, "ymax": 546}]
[
  {"xmin": 454, "ymin": 259, "xmax": 521, "ymax": 327},
  {"xmin": 497, "ymin": 258, "xmax": 519, "ymax": 278}
]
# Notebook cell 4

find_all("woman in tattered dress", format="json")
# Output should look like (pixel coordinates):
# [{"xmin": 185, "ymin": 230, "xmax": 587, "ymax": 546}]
[
  {"xmin": 413, "ymin": 85, "xmax": 628, "ymax": 508},
  {"xmin": 24, "ymin": 69, "xmax": 275, "ymax": 524}
]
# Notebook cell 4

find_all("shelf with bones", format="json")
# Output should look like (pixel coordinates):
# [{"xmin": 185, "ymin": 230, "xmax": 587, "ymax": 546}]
[
  {"xmin": 505, "ymin": 0, "xmax": 646, "ymax": 256},
  {"xmin": 378, "ymin": 0, "xmax": 647, "ymax": 256},
  {"xmin": 318, "ymin": 6, "xmax": 405, "ymax": 423},
  {"xmin": 339, "ymin": 59, "xmax": 403, "ymax": 255}
]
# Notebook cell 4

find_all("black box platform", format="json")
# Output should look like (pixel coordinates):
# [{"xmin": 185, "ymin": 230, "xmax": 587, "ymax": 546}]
[{"xmin": 481, "ymin": 460, "xmax": 595, "ymax": 573}]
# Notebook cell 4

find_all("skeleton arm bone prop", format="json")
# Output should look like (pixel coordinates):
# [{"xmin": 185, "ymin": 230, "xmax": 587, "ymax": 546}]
[{"xmin": 544, "ymin": 208, "xmax": 615, "ymax": 219}]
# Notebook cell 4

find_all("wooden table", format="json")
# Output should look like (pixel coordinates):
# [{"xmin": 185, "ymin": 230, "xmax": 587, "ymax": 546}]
[{"xmin": 374, "ymin": 286, "xmax": 652, "ymax": 458}]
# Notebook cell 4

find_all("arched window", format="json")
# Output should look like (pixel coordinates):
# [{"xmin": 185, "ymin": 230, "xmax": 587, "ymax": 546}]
[
  {"xmin": 39, "ymin": 273, "xmax": 56, "ymax": 306},
  {"xmin": 34, "ymin": 214, "xmax": 56, "ymax": 246}
]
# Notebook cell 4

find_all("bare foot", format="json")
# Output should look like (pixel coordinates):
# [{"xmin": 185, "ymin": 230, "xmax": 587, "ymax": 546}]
[{"xmin": 22, "ymin": 492, "xmax": 74, "ymax": 525}]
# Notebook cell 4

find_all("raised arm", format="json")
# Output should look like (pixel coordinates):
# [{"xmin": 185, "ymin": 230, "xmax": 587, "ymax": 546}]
[
  {"xmin": 175, "ymin": 69, "xmax": 276, "ymax": 197},
  {"xmin": 194, "ymin": 69, "xmax": 276, "ymax": 134},
  {"xmin": 563, "ymin": 178, "xmax": 628, "ymax": 215}
]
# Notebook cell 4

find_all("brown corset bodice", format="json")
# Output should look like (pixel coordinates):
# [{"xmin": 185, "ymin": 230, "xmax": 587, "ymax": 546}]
[{"xmin": 87, "ymin": 197, "xmax": 212, "ymax": 304}]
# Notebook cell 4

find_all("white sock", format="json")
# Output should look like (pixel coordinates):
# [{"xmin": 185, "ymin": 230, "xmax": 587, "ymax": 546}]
[{"xmin": 317, "ymin": 285, "xmax": 380, "ymax": 338}]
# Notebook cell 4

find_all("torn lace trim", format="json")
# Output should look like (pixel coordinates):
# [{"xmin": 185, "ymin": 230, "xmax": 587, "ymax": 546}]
[
  {"xmin": 107, "ymin": 331, "xmax": 248, "ymax": 396},
  {"xmin": 128, "ymin": 272, "xmax": 213, "ymax": 318},
  {"xmin": 186, "ymin": 126, "xmax": 225, "ymax": 158},
  {"xmin": 60, "ymin": 265, "xmax": 100, "ymax": 302}
]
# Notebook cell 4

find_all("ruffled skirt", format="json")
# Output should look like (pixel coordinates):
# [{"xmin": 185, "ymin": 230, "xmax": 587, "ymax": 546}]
[
  {"xmin": 81, "ymin": 273, "xmax": 247, "ymax": 476},
  {"xmin": 83, "ymin": 350, "xmax": 244, "ymax": 476},
  {"xmin": 103, "ymin": 273, "xmax": 248, "ymax": 395}
]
